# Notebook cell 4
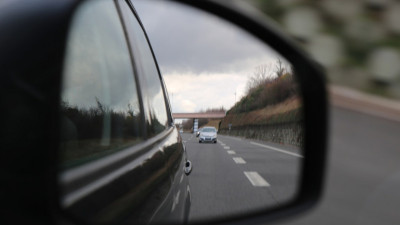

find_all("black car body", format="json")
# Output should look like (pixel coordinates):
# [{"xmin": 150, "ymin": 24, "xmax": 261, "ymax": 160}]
[{"xmin": 0, "ymin": 0, "xmax": 191, "ymax": 224}]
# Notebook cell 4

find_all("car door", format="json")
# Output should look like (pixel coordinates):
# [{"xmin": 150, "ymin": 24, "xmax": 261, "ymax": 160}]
[{"xmin": 58, "ymin": 0, "xmax": 190, "ymax": 224}]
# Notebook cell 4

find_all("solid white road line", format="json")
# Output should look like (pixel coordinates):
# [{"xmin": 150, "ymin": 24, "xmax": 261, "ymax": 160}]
[
  {"xmin": 244, "ymin": 171, "xmax": 270, "ymax": 187},
  {"xmin": 233, "ymin": 157, "xmax": 246, "ymax": 164},
  {"xmin": 223, "ymin": 146, "xmax": 230, "ymax": 149},
  {"xmin": 250, "ymin": 142, "xmax": 303, "ymax": 158},
  {"xmin": 227, "ymin": 150, "xmax": 236, "ymax": 155}
]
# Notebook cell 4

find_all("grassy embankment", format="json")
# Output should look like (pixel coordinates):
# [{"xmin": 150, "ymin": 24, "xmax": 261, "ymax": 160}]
[
  {"xmin": 220, "ymin": 96, "xmax": 302, "ymax": 129},
  {"xmin": 219, "ymin": 72, "xmax": 303, "ymax": 130}
]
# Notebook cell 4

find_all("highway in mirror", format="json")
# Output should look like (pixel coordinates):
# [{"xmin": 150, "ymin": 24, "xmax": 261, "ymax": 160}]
[
  {"xmin": 182, "ymin": 133, "xmax": 302, "ymax": 221},
  {"xmin": 134, "ymin": 0, "xmax": 304, "ymax": 221}
]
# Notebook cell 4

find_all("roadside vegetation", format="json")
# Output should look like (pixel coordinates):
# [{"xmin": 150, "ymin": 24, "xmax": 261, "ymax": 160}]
[
  {"xmin": 221, "ymin": 97, "xmax": 302, "ymax": 128},
  {"xmin": 230, "ymin": 59, "xmax": 298, "ymax": 114},
  {"xmin": 221, "ymin": 59, "xmax": 302, "ymax": 129}
]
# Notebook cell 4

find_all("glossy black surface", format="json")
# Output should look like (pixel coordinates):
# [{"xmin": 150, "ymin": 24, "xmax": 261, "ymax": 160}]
[
  {"xmin": 58, "ymin": 0, "xmax": 191, "ymax": 224},
  {"xmin": 61, "ymin": 128, "xmax": 190, "ymax": 224},
  {"xmin": 60, "ymin": 0, "xmax": 142, "ymax": 169},
  {"xmin": 120, "ymin": 0, "xmax": 169, "ymax": 138}
]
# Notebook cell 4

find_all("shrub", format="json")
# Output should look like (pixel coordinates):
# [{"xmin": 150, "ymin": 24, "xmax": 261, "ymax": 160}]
[{"xmin": 233, "ymin": 72, "xmax": 297, "ymax": 113}]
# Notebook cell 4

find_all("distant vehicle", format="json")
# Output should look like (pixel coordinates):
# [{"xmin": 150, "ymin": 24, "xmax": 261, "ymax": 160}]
[
  {"xmin": 196, "ymin": 128, "xmax": 202, "ymax": 137},
  {"xmin": 199, "ymin": 127, "xmax": 217, "ymax": 143}
]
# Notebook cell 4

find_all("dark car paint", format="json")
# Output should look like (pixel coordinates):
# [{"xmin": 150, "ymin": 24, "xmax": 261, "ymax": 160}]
[
  {"xmin": 59, "ymin": 0, "xmax": 191, "ymax": 224},
  {"xmin": 0, "ymin": 0, "xmax": 190, "ymax": 224},
  {"xmin": 61, "ymin": 128, "xmax": 190, "ymax": 224}
]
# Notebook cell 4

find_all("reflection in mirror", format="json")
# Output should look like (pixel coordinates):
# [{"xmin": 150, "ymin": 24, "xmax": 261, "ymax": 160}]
[
  {"xmin": 134, "ymin": 0, "xmax": 303, "ymax": 222},
  {"xmin": 60, "ymin": 0, "xmax": 142, "ymax": 169}
]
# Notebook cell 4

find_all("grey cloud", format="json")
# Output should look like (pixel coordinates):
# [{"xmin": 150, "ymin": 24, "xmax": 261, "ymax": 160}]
[{"xmin": 133, "ymin": 0, "xmax": 280, "ymax": 75}]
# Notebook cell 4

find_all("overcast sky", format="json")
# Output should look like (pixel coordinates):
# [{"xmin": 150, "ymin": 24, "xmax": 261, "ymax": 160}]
[{"xmin": 133, "ymin": 0, "xmax": 289, "ymax": 113}]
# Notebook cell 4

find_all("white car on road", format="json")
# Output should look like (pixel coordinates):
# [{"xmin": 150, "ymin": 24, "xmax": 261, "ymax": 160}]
[{"xmin": 198, "ymin": 127, "xmax": 217, "ymax": 143}]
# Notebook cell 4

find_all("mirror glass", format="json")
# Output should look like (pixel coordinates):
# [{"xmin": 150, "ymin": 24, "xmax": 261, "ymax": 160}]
[
  {"xmin": 133, "ymin": 0, "xmax": 303, "ymax": 222},
  {"xmin": 58, "ymin": 0, "xmax": 304, "ymax": 224}
]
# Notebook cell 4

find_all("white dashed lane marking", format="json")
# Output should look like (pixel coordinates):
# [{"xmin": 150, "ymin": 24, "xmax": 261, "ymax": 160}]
[
  {"xmin": 232, "ymin": 157, "xmax": 246, "ymax": 164},
  {"xmin": 223, "ymin": 146, "xmax": 230, "ymax": 149},
  {"xmin": 250, "ymin": 142, "xmax": 303, "ymax": 158},
  {"xmin": 244, "ymin": 171, "xmax": 270, "ymax": 187},
  {"xmin": 227, "ymin": 150, "xmax": 236, "ymax": 155}
]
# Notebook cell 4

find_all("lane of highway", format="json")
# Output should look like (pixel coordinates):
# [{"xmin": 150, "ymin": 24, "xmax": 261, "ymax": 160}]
[
  {"xmin": 218, "ymin": 135, "xmax": 302, "ymax": 202},
  {"xmin": 182, "ymin": 133, "xmax": 302, "ymax": 222},
  {"xmin": 177, "ymin": 87, "xmax": 400, "ymax": 224},
  {"xmin": 274, "ymin": 107, "xmax": 400, "ymax": 225}
]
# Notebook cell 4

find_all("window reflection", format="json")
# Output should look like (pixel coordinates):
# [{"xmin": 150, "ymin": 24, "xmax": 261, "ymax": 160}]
[
  {"xmin": 121, "ymin": 2, "xmax": 169, "ymax": 137},
  {"xmin": 60, "ymin": 0, "xmax": 141, "ymax": 169}
]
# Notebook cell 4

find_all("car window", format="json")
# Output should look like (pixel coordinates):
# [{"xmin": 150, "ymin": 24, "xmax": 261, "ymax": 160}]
[
  {"xmin": 120, "ymin": 1, "xmax": 169, "ymax": 137},
  {"xmin": 202, "ymin": 128, "xmax": 215, "ymax": 133},
  {"xmin": 59, "ymin": 0, "xmax": 142, "ymax": 169}
]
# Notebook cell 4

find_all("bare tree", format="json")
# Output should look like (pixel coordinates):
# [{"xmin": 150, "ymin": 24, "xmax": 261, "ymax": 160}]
[
  {"xmin": 275, "ymin": 58, "xmax": 285, "ymax": 78},
  {"xmin": 246, "ymin": 63, "xmax": 274, "ymax": 93}
]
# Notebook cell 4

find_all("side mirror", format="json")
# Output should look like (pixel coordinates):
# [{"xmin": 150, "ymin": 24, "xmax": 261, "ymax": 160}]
[
  {"xmin": 184, "ymin": 160, "xmax": 193, "ymax": 176},
  {"xmin": 0, "ymin": 0, "xmax": 327, "ymax": 224}
]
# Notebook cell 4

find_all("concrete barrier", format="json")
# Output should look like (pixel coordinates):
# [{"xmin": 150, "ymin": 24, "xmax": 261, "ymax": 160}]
[{"xmin": 219, "ymin": 122, "xmax": 304, "ymax": 147}]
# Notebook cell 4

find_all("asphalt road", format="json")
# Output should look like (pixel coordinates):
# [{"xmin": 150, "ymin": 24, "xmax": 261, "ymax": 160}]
[
  {"xmin": 181, "ymin": 132, "xmax": 302, "ymax": 222},
  {"xmin": 272, "ymin": 106, "xmax": 400, "ymax": 225},
  {"xmin": 182, "ymin": 106, "xmax": 400, "ymax": 224}
]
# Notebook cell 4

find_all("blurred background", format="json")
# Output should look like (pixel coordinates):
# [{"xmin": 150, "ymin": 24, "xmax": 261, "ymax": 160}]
[
  {"xmin": 250, "ymin": 0, "xmax": 400, "ymax": 100},
  {"xmin": 244, "ymin": 1, "xmax": 400, "ymax": 225}
]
